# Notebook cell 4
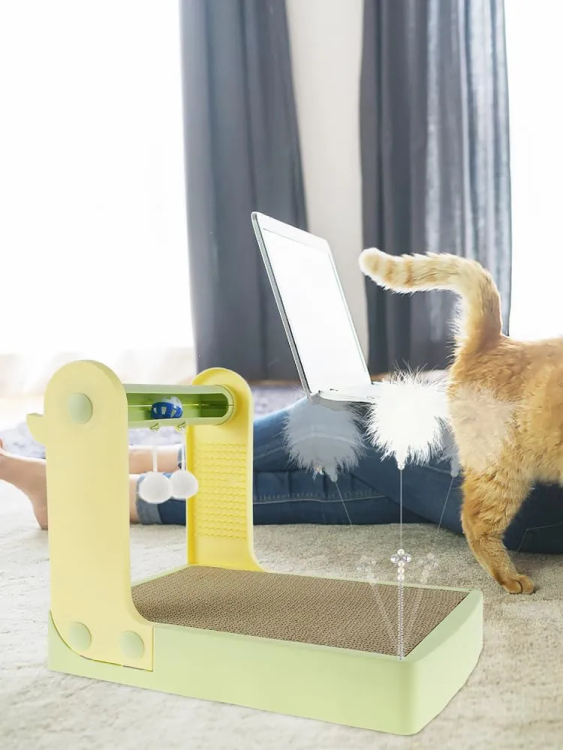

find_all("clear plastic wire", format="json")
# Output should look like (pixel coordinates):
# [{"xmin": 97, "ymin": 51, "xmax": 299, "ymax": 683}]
[
  {"xmin": 180, "ymin": 427, "xmax": 186, "ymax": 470},
  {"xmin": 333, "ymin": 478, "xmax": 397, "ymax": 648},
  {"xmin": 398, "ymin": 469, "xmax": 404, "ymax": 659},
  {"xmin": 399, "ymin": 468, "xmax": 403, "ymax": 548},
  {"xmin": 403, "ymin": 474, "xmax": 455, "ymax": 647},
  {"xmin": 335, "ymin": 461, "xmax": 455, "ymax": 660}
]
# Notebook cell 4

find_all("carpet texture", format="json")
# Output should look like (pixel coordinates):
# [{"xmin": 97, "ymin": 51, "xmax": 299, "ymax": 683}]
[{"xmin": 1, "ymin": 484, "xmax": 563, "ymax": 749}]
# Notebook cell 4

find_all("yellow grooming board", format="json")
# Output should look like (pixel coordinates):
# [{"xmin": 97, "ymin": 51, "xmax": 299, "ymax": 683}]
[{"xmin": 29, "ymin": 361, "xmax": 483, "ymax": 735}]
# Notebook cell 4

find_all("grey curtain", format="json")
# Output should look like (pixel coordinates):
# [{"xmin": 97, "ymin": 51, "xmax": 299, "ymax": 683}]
[
  {"xmin": 361, "ymin": 0, "xmax": 511, "ymax": 373},
  {"xmin": 179, "ymin": 0, "xmax": 306, "ymax": 381}
]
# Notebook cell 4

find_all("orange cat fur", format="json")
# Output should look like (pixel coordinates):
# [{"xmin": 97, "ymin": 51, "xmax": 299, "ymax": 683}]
[{"xmin": 360, "ymin": 248, "xmax": 563, "ymax": 594}]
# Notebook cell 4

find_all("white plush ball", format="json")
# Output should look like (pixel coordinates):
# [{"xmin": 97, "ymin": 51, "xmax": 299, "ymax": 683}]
[
  {"xmin": 170, "ymin": 469, "xmax": 199, "ymax": 499},
  {"xmin": 367, "ymin": 371, "xmax": 449, "ymax": 469},
  {"xmin": 138, "ymin": 472, "xmax": 172, "ymax": 504}
]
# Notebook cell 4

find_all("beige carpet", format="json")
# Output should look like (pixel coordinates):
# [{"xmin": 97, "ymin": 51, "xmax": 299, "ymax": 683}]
[{"xmin": 1, "ymin": 482, "xmax": 563, "ymax": 750}]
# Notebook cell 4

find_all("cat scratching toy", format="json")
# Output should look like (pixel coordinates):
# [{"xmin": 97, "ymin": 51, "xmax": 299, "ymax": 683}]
[{"xmin": 28, "ymin": 361, "xmax": 482, "ymax": 736}]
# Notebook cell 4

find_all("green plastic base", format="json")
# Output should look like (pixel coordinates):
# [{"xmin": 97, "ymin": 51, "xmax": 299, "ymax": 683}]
[{"xmin": 48, "ymin": 585, "xmax": 482, "ymax": 735}]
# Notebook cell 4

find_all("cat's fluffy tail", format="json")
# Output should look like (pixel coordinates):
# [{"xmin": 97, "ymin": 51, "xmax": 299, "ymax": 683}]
[{"xmin": 359, "ymin": 248, "xmax": 502, "ymax": 352}]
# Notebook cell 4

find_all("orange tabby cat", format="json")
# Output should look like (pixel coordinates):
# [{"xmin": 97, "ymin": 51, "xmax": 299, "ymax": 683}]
[{"xmin": 359, "ymin": 248, "xmax": 563, "ymax": 594}]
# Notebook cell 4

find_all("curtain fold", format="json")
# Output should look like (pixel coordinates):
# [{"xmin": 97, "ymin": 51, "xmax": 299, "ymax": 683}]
[
  {"xmin": 179, "ymin": 0, "xmax": 306, "ymax": 381},
  {"xmin": 360, "ymin": 0, "xmax": 511, "ymax": 373}
]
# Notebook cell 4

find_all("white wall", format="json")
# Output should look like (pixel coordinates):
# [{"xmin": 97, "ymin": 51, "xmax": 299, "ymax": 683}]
[
  {"xmin": 0, "ymin": 1, "xmax": 193, "ymax": 403},
  {"xmin": 505, "ymin": 1, "xmax": 563, "ymax": 339},
  {"xmin": 286, "ymin": 0, "xmax": 368, "ymax": 356}
]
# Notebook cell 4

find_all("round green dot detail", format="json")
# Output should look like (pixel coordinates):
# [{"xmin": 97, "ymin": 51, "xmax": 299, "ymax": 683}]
[
  {"xmin": 120, "ymin": 631, "xmax": 145, "ymax": 660},
  {"xmin": 67, "ymin": 622, "xmax": 92, "ymax": 651},
  {"xmin": 68, "ymin": 393, "xmax": 93, "ymax": 423}
]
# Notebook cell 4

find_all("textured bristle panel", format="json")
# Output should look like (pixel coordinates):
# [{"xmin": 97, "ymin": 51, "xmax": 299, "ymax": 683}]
[
  {"xmin": 192, "ymin": 443, "xmax": 248, "ymax": 540},
  {"xmin": 132, "ymin": 567, "xmax": 467, "ymax": 657}
]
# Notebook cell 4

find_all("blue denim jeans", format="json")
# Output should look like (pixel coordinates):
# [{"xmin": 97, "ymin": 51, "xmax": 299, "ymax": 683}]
[{"xmin": 137, "ymin": 405, "xmax": 563, "ymax": 554}]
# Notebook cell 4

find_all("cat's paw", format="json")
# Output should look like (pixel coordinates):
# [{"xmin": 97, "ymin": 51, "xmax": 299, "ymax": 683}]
[{"xmin": 501, "ymin": 574, "xmax": 535, "ymax": 595}]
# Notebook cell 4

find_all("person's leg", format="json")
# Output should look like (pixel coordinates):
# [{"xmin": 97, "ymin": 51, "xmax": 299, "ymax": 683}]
[
  {"xmin": 128, "ymin": 445, "xmax": 182, "ymax": 474},
  {"xmin": 0, "ymin": 445, "xmax": 50, "ymax": 529},
  {"xmin": 148, "ymin": 405, "xmax": 399, "ymax": 528},
  {"xmin": 502, "ymin": 483, "xmax": 563, "ymax": 554},
  {"xmin": 6, "ymin": 405, "xmax": 563, "ymax": 553},
  {"xmin": 349, "ymin": 436, "xmax": 563, "ymax": 554},
  {"xmin": 250, "ymin": 404, "xmax": 563, "ymax": 553},
  {"xmin": 351, "ymin": 450, "xmax": 465, "ymax": 533},
  {"xmin": 251, "ymin": 406, "xmax": 449, "ymax": 526},
  {"xmin": 129, "ymin": 446, "xmax": 187, "ymax": 525},
  {"xmin": 253, "ymin": 404, "xmax": 563, "ymax": 554},
  {"xmin": 0, "ymin": 441, "xmax": 180, "ymax": 529},
  {"xmin": 136, "ymin": 407, "xmax": 471, "ymax": 532}
]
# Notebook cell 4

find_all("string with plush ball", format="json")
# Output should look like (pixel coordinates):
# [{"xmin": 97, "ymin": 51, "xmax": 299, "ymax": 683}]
[
  {"xmin": 366, "ymin": 370, "xmax": 450, "ymax": 659},
  {"xmin": 138, "ymin": 429, "xmax": 175, "ymax": 504},
  {"xmin": 170, "ymin": 427, "xmax": 199, "ymax": 499},
  {"xmin": 139, "ymin": 398, "xmax": 199, "ymax": 505}
]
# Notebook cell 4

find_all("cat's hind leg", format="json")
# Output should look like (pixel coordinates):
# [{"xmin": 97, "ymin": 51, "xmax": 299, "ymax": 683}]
[{"xmin": 461, "ymin": 467, "xmax": 534, "ymax": 594}]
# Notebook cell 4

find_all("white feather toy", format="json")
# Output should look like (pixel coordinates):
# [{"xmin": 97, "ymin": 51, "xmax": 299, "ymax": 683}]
[
  {"xmin": 283, "ymin": 399, "xmax": 364, "ymax": 482},
  {"xmin": 366, "ymin": 371, "xmax": 450, "ymax": 470}
]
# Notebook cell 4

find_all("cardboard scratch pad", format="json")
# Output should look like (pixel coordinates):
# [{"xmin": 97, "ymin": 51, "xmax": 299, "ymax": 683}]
[{"xmin": 132, "ymin": 566, "xmax": 467, "ymax": 657}]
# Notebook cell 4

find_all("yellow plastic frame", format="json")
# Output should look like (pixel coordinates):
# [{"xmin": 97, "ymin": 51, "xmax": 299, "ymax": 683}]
[{"xmin": 28, "ymin": 361, "xmax": 258, "ymax": 671}]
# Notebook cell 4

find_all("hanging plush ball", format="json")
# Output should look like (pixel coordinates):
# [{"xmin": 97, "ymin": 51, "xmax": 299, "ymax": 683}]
[
  {"xmin": 170, "ymin": 469, "xmax": 199, "ymax": 500},
  {"xmin": 283, "ymin": 398, "xmax": 364, "ymax": 482},
  {"xmin": 139, "ymin": 471, "xmax": 172, "ymax": 504},
  {"xmin": 366, "ymin": 370, "xmax": 449, "ymax": 469}
]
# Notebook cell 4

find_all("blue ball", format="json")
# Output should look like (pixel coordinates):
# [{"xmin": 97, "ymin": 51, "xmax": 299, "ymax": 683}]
[{"xmin": 150, "ymin": 397, "xmax": 183, "ymax": 420}]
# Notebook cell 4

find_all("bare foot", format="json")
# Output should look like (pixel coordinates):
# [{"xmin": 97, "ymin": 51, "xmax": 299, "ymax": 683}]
[{"xmin": 0, "ymin": 439, "xmax": 48, "ymax": 529}]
